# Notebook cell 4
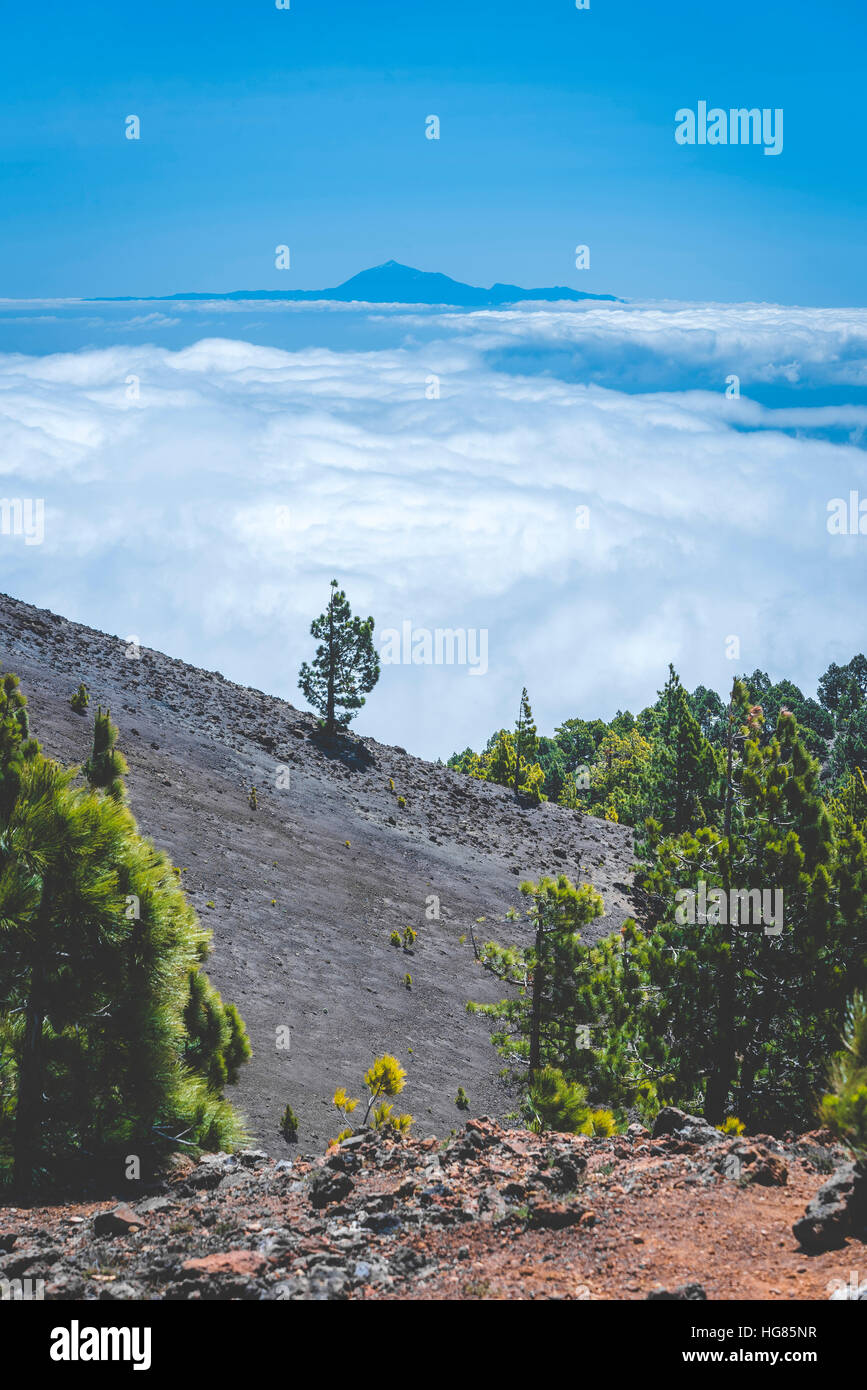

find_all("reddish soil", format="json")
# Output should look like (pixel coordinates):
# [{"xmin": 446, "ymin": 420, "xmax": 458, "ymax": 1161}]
[{"xmin": 2, "ymin": 1120, "xmax": 862, "ymax": 1301}]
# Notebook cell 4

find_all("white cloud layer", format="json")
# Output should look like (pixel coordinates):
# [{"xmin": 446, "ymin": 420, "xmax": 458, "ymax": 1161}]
[{"xmin": 0, "ymin": 302, "xmax": 865, "ymax": 759}]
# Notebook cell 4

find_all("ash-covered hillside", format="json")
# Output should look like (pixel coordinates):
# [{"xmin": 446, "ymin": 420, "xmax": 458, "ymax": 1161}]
[{"xmin": 0, "ymin": 591, "xmax": 635, "ymax": 1154}]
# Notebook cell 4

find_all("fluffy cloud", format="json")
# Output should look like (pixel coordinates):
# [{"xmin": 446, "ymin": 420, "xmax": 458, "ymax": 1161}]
[
  {"xmin": 0, "ymin": 302, "xmax": 865, "ymax": 759},
  {"xmin": 394, "ymin": 300, "xmax": 867, "ymax": 391}
]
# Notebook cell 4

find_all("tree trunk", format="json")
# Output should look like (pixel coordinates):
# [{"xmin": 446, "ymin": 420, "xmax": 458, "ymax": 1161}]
[
  {"xmin": 737, "ymin": 970, "xmax": 775, "ymax": 1127},
  {"xmin": 705, "ymin": 952, "xmax": 734, "ymax": 1124},
  {"xmin": 706, "ymin": 691, "xmax": 737, "ymax": 1123},
  {"xmin": 13, "ymin": 961, "xmax": 46, "ymax": 1192},
  {"xmin": 514, "ymin": 696, "xmax": 524, "ymax": 801},
  {"xmin": 528, "ymin": 921, "xmax": 545, "ymax": 1079},
  {"xmin": 326, "ymin": 592, "xmax": 336, "ymax": 740}
]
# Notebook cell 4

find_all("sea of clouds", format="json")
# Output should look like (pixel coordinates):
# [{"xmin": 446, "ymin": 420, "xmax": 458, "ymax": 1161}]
[{"xmin": 0, "ymin": 300, "xmax": 865, "ymax": 759}]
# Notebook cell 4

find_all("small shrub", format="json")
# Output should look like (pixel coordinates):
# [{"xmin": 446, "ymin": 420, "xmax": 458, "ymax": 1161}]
[
  {"xmin": 717, "ymin": 1116, "xmax": 746, "ymax": 1136},
  {"xmin": 525, "ymin": 1066, "xmax": 616, "ymax": 1136},
  {"xmin": 402, "ymin": 926, "xmax": 417, "ymax": 950},
  {"xmin": 70, "ymin": 682, "xmax": 90, "ymax": 715},
  {"xmin": 455, "ymin": 1086, "xmax": 470, "ymax": 1111},
  {"xmin": 248, "ymin": 786, "xmax": 258, "ymax": 810},
  {"xmin": 279, "ymin": 1104, "xmax": 299, "ymax": 1142},
  {"xmin": 589, "ymin": 1108, "xmax": 616, "ymax": 1136},
  {"xmin": 397, "ymin": 795, "xmax": 406, "ymax": 808},
  {"xmin": 404, "ymin": 973, "xmax": 412, "ymax": 990},
  {"xmin": 389, "ymin": 930, "xmax": 402, "ymax": 947},
  {"xmin": 332, "ymin": 1055, "xmax": 413, "ymax": 1140}
]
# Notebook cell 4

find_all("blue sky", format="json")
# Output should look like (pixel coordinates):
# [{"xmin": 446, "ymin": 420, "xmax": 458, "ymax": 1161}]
[{"xmin": 2, "ymin": 0, "xmax": 865, "ymax": 303}]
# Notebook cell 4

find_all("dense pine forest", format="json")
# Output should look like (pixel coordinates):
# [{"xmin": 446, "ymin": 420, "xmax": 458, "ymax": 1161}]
[{"xmin": 453, "ymin": 659, "xmax": 867, "ymax": 1142}]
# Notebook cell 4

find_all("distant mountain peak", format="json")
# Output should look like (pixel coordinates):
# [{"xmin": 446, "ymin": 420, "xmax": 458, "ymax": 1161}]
[{"xmin": 100, "ymin": 262, "xmax": 619, "ymax": 306}]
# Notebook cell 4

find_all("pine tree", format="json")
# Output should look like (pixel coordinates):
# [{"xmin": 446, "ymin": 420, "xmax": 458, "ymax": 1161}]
[
  {"xmin": 820, "ymin": 993, "xmax": 867, "ymax": 1153},
  {"xmin": 182, "ymin": 968, "xmax": 251, "ymax": 1090},
  {"xmin": 477, "ymin": 697, "xmax": 546, "ymax": 803},
  {"xmin": 827, "ymin": 767, "xmax": 867, "ymax": 833},
  {"xmin": 0, "ymin": 672, "xmax": 250, "ymax": 1190},
  {"xmin": 651, "ymin": 665, "xmax": 720, "ymax": 834},
  {"xmin": 588, "ymin": 727, "xmax": 653, "ymax": 823},
  {"xmin": 485, "ymin": 729, "xmax": 516, "ymax": 788},
  {"xmin": 84, "ymin": 707, "xmax": 128, "ymax": 801},
  {"xmin": 469, "ymin": 875, "xmax": 607, "ymax": 1080},
  {"xmin": 298, "ymin": 579, "xmax": 380, "ymax": 740},
  {"xmin": 632, "ymin": 691, "xmax": 864, "ymax": 1128},
  {"xmin": 0, "ymin": 667, "xmax": 38, "ymax": 820},
  {"xmin": 514, "ymin": 688, "xmax": 539, "ymax": 801}
]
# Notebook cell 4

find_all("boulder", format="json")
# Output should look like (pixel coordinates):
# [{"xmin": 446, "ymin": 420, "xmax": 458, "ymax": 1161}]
[
  {"xmin": 793, "ymin": 1162, "xmax": 867, "ymax": 1251},
  {"xmin": 309, "ymin": 1168, "xmax": 354, "ymax": 1210},
  {"xmin": 651, "ymin": 1107, "xmax": 719, "ymax": 1146}
]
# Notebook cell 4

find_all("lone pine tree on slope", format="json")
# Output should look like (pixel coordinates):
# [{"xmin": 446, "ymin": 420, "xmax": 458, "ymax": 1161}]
[{"xmin": 298, "ymin": 579, "xmax": 380, "ymax": 740}]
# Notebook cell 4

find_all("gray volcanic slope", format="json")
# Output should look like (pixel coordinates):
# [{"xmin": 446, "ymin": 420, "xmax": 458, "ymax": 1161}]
[{"xmin": 0, "ymin": 591, "xmax": 635, "ymax": 1154}]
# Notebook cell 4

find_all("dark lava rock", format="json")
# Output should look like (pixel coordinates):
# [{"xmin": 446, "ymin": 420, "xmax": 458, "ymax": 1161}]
[
  {"xmin": 538, "ymin": 1155, "xmax": 586, "ymax": 1194},
  {"xmin": 793, "ymin": 1161, "xmax": 867, "ymax": 1251},
  {"xmin": 93, "ymin": 1204, "xmax": 145, "ymax": 1237},
  {"xmin": 527, "ymin": 1200, "xmax": 590, "ymax": 1230},
  {"xmin": 309, "ymin": 1168, "xmax": 354, "ymax": 1210},
  {"xmin": 746, "ymin": 1155, "xmax": 788, "ymax": 1187},
  {"xmin": 362, "ymin": 1212, "xmax": 403, "ymax": 1235},
  {"xmin": 651, "ymin": 1107, "xmax": 719, "ymax": 1146},
  {"xmin": 647, "ymin": 1283, "xmax": 707, "ymax": 1301}
]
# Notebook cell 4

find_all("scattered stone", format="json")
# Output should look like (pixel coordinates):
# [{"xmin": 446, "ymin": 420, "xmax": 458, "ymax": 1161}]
[
  {"xmin": 363, "ymin": 1212, "xmax": 402, "ymax": 1234},
  {"xmin": 310, "ymin": 1169, "xmax": 354, "ymax": 1210},
  {"xmin": 238, "ymin": 1149, "xmax": 269, "ymax": 1167},
  {"xmin": 647, "ymin": 1283, "xmax": 707, "ymax": 1301},
  {"xmin": 526, "ymin": 1201, "xmax": 590, "ymax": 1230},
  {"xmin": 746, "ymin": 1155, "xmax": 788, "ymax": 1187},
  {"xmin": 93, "ymin": 1204, "xmax": 145, "ymax": 1237},
  {"xmin": 181, "ymin": 1251, "xmax": 268, "ymax": 1278},
  {"xmin": 134, "ymin": 1196, "xmax": 174, "ymax": 1216}
]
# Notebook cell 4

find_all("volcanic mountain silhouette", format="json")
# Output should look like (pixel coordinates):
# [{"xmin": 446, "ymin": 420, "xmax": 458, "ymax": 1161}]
[{"xmin": 110, "ymin": 260, "xmax": 618, "ymax": 306}]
